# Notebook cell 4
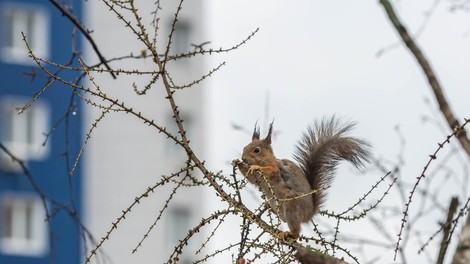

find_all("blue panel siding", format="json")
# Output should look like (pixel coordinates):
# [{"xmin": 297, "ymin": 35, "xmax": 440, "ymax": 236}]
[{"xmin": 0, "ymin": 1, "xmax": 83, "ymax": 264}]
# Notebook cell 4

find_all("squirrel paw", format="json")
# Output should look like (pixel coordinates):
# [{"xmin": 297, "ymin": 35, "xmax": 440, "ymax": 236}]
[
  {"xmin": 231, "ymin": 159, "xmax": 241, "ymax": 167},
  {"xmin": 247, "ymin": 165, "xmax": 262, "ymax": 176},
  {"xmin": 277, "ymin": 231, "xmax": 298, "ymax": 241}
]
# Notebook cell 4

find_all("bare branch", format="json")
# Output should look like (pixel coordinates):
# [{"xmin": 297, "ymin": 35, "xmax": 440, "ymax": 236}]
[
  {"xmin": 49, "ymin": 0, "xmax": 116, "ymax": 79},
  {"xmin": 436, "ymin": 197, "xmax": 459, "ymax": 264},
  {"xmin": 379, "ymin": 0, "xmax": 470, "ymax": 157}
]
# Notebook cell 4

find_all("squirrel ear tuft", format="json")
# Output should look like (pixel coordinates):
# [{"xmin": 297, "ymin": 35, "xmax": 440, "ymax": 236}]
[
  {"xmin": 264, "ymin": 121, "xmax": 274, "ymax": 144},
  {"xmin": 252, "ymin": 121, "xmax": 260, "ymax": 141}
]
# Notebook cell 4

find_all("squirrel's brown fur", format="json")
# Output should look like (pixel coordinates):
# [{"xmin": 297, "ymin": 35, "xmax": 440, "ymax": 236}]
[{"xmin": 234, "ymin": 116, "xmax": 370, "ymax": 239}]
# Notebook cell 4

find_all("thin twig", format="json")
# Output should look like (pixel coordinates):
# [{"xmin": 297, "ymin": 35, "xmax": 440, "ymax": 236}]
[
  {"xmin": 379, "ymin": 0, "xmax": 470, "ymax": 156},
  {"xmin": 49, "ymin": 0, "xmax": 116, "ymax": 79}
]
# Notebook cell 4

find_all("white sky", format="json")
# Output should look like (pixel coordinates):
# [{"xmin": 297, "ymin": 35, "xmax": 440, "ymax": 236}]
[{"xmin": 204, "ymin": 0, "xmax": 470, "ymax": 263}]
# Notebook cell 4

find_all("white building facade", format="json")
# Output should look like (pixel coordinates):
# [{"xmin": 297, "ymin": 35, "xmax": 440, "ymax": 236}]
[{"xmin": 83, "ymin": 1, "xmax": 211, "ymax": 263}]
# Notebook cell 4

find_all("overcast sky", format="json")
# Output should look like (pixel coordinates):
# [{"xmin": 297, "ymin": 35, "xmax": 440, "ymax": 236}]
[{"xmin": 205, "ymin": 1, "xmax": 470, "ymax": 263}]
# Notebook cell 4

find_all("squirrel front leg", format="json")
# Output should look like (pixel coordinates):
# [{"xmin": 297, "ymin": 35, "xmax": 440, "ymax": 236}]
[
  {"xmin": 232, "ymin": 159, "xmax": 280, "ymax": 183},
  {"xmin": 247, "ymin": 164, "xmax": 280, "ymax": 181}
]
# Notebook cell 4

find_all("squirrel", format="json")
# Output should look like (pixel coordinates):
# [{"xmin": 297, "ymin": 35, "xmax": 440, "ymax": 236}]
[{"xmin": 232, "ymin": 116, "xmax": 371, "ymax": 239}]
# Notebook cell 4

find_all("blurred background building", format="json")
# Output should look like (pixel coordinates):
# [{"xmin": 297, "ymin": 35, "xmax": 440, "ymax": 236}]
[
  {"xmin": 0, "ymin": 0, "xmax": 83, "ymax": 263},
  {"xmin": 83, "ymin": 1, "xmax": 209, "ymax": 263},
  {"xmin": 0, "ymin": 0, "xmax": 211, "ymax": 263},
  {"xmin": 1, "ymin": 0, "xmax": 470, "ymax": 263}
]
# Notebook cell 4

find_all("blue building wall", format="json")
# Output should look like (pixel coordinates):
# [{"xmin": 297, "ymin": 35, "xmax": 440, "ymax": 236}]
[{"xmin": 0, "ymin": 1, "xmax": 82, "ymax": 263}]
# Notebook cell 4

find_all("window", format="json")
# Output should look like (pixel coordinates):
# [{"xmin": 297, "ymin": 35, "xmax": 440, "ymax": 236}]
[
  {"xmin": 0, "ymin": 3, "xmax": 49, "ymax": 64},
  {"xmin": 167, "ymin": 207, "xmax": 191, "ymax": 246},
  {"xmin": 0, "ymin": 97, "xmax": 50, "ymax": 168},
  {"xmin": 167, "ymin": 206, "xmax": 194, "ymax": 263},
  {"xmin": 171, "ymin": 22, "xmax": 190, "ymax": 55},
  {"xmin": 0, "ymin": 194, "xmax": 48, "ymax": 256}
]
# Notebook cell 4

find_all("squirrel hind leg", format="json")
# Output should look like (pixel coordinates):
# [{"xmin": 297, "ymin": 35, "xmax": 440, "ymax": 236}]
[{"xmin": 286, "ymin": 218, "xmax": 301, "ymax": 239}]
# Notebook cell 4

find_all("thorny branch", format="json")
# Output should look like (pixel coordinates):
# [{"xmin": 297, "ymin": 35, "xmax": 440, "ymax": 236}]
[
  {"xmin": 49, "ymin": 0, "xmax": 117, "ymax": 79},
  {"xmin": 11, "ymin": 0, "xmax": 462, "ymax": 263},
  {"xmin": 380, "ymin": 0, "xmax": 470, "ymax": 156},
  {"xmin": 380, "ymin": 0, "xmax": 470, "ymax": 260},
  {"xmin": 393, "ymin": 119, "xmax": 470, "ymax": 259}
]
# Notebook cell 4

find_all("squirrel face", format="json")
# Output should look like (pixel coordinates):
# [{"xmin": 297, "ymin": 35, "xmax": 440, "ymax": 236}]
[{"xmin": 241, "ymin": 122, "xmax": 276, "ymax": 166}]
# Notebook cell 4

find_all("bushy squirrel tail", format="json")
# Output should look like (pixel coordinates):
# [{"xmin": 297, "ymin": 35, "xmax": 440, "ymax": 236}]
[{"xmin": 293, "ymin": 116, "xmax": 371, "ymax": 212}]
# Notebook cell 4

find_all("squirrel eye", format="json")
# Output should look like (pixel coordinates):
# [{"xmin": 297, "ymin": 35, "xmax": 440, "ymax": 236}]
[{"xmin": 253, "ymin": 147, "xmax": 261, "ymax": 153}]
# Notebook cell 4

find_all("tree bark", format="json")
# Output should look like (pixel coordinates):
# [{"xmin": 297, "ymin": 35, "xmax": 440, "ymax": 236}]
[{"xmin": 437, "ymin": 197, "xmax": 458, "ymax": 264}]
